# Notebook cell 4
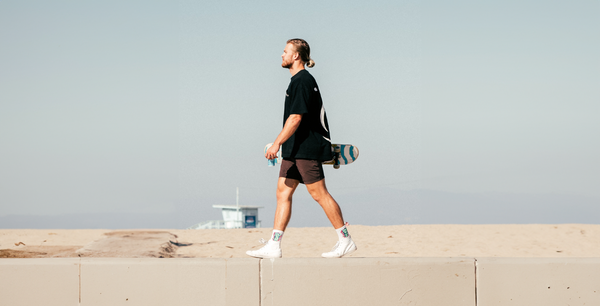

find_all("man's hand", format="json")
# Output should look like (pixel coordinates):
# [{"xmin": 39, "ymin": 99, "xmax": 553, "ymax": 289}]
[{"xmin": 266, "ymin": 144, "xmax": 280, "ymax": 160}]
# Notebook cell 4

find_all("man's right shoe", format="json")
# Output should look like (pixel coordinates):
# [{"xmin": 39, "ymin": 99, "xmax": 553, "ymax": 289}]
[
  {"xmin": 246, "ymin": 239, "xmax": 282, "ymax": 259},
  {"xmin": 321, "ymin": 238, "xmax": 357, "ymax": 258}
]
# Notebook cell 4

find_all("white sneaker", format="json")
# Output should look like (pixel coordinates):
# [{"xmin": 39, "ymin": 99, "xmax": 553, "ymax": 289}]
[
  {"xmin": 246, "ymin": 239, "xmax": 282, "ymax": 259},
  {"xmin": 321, "ymin": 238, "xmax": 357, "ymax": 258}
]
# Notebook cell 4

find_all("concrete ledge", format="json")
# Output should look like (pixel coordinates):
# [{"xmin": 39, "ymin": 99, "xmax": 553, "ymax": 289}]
[
  {"xmin": 3, "ymin": 257, "xmax": 600, "ymax": 306},
  {"xmin": 0, "ymin": 258, "xmax": 80, "ymax": 306},
  {"xmin": 80, "ymin": 258, "xmax": 259, "ymax": 306},
  {"xmin": 477, "ymin": 258, "xmax": 600, "ymax": 306},
  {"xmin": 261, "ymin": 258, "xmax": 476, "ymax": 306}
]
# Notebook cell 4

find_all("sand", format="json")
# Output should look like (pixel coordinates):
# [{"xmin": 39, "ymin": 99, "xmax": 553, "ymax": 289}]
[{"xmin": 1, "ymin": 224, "xmax": 598, "ymax": 258}]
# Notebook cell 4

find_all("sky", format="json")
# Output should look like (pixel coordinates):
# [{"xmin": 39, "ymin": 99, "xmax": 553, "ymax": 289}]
[{"xmin": 0, "ymin": 0, "xmax": 598, "ymax": 229}]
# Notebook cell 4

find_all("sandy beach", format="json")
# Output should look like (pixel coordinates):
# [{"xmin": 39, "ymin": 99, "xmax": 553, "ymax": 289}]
[{"xmin": 1, "ymin": 224, "xmax": 598, "ymax": 258}]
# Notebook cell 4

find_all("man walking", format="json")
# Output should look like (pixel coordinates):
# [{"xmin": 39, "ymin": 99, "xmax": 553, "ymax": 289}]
[{"xmin": 246, "ymin": 39, "xmax": 357, "ymax": 259}]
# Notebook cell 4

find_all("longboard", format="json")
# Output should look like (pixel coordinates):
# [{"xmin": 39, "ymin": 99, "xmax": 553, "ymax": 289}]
[{"xmin": 265, "ymin": 143, "xmax": 359, "ymax": 169}]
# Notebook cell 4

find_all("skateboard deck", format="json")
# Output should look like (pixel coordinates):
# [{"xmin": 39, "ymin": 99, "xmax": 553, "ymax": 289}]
[{"xmin": 265, "ymin": 143, "xmax": 359, "ymax": 169}]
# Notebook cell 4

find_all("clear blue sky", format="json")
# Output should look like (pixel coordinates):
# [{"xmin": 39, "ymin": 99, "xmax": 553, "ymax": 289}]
[{"xmin": 1, "ymin": 1, "xmax": 598, "ymax": 228}]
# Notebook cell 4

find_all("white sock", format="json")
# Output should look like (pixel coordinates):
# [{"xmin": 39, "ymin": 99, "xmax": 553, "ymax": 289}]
[
  {"xmin": 271, "ymin": 230, "xmax": 284, "ymax": 245},
  {"xmin": 335, "ymin": 225, "xmax": 350, "ymax": 241}
]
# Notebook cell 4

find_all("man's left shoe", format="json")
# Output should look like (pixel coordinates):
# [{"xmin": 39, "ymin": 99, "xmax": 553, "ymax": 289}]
[
  {"xmin": 321, "ymin": 237, "xmax": 357, "ymax": 258},
  {"xmin": 246, "ymin": 239, "xmax": 282, "ymax": 259}
]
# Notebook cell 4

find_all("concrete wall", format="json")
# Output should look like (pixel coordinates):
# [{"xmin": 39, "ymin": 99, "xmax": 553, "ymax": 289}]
[
  {"xmin": 80, "ymin": 258, "xmax": 258, "ymax": 306},
  {"xmin": 476, "ymin": 258, "xmax": 600, "ymax": 306},
  {"xmin": 261, "ymin": 258, "xmax": 475, "ymax": 306},
  {"xmin": 0, "ymin": 258, "xmax": 80, "ymax": 306},
  {"xmin": 0, "ymin": 258, "xmax": 259, "ymax": 306},
  {"xmin": 1, "ymin": 258, "xmax": 599, "ymax": 306}
]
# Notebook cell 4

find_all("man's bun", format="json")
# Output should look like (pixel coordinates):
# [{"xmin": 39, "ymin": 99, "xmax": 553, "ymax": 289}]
[{"xmin": 307, "ymin": 59, "xmax": 315, "ymax": 68}]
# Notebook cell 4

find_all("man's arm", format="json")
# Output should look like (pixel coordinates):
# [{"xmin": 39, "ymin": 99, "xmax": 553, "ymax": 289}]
[{"xmin": 265, "ymin": 114, "xmax": 303, "ymax": 159}]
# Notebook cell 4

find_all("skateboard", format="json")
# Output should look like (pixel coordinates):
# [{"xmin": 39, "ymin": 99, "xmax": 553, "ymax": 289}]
[{"xmin": 264, "ymin": 143, "xmax": 359, "ymax": 169}]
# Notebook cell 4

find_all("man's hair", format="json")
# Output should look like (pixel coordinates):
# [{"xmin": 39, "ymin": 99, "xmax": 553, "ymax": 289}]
[{"xmin": 287, "ymin": 38, "xmax": 315, "ymax": 68}]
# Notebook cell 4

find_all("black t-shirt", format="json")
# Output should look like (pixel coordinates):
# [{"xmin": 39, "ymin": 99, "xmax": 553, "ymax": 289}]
[{"xmin": 282, "ymin": 70, "xmax": 333, "ymax": 161}]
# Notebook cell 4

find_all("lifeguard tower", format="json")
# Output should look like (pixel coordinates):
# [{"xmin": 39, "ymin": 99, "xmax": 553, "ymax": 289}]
[{"xmin": 187, "ymin": 188, "xmax": 263, "ymax": 229}]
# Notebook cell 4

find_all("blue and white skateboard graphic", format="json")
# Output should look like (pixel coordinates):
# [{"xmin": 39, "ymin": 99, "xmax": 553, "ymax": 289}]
[{"xmin": 323, "ymin": 144, "xmax": 359, "ymax": 169}]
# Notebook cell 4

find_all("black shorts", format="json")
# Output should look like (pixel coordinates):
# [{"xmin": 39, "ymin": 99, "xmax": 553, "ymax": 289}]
[{"xmin": 279, "ymin": 158, "xmax": 325, "ymax": 184}]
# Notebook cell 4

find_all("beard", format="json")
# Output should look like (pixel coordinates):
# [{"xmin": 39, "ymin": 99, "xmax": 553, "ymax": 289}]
[{"xmin": 281, "ymin": 58, "xmax": 293, "ymax": 68}]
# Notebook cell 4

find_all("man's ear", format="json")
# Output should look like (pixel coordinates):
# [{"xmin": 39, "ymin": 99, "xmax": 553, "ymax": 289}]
[{"xmin": 292, "ymin": 52, "xmax": 300, "ymax": 61}]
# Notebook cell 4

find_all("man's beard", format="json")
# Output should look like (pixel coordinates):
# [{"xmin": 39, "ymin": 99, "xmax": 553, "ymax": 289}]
[{"xmin": 281, "ymin": 59, "xmax": 293, "ymax": 68}]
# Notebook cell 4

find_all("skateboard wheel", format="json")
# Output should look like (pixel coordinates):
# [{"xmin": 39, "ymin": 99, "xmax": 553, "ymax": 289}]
[{"xmin": 334, "ymin": 164, "xmax": 340, "ymax": 169}]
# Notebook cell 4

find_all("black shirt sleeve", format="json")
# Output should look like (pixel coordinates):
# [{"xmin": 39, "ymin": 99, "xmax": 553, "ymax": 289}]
[{"xmin": 289, "ymin": 81, "xmax": 310, "ymax": 115}]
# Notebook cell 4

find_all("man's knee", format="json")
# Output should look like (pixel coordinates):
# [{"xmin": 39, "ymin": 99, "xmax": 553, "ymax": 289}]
[
  {"xmin": 310, "ymin": 192, "xmax": 326, "ymax": 203},
  {"xmin": 277, "ymin": 178, "xmax": 298, "ymax": 201},
  {"xmin": 276, "ymin": 190, "xmax": 294, "ymax": 202},
  {"xmin": 306, "ymin": 181, "xmax": 329, "ymax": 203}
]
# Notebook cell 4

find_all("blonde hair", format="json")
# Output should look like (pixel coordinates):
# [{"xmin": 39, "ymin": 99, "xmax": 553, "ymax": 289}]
[{"xmin": 287, "ymin": 38, "xmax": 315, "ymax": 68}]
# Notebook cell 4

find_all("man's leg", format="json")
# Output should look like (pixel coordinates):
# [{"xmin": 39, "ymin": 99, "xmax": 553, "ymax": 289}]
[
  {"xmin": 246, "ymin": 177, "xmax": 299, "ymax": 259},
  {"xmin": 274, "ymin": 177, "xmax": 300, "ymax": 231},
  {"xmin": 306, "ymin": 178, "xmax": 357, "ymax": 258},
  {"xmin": 305, "ymin": 179, "xmax": 344, "ymax": 228}
]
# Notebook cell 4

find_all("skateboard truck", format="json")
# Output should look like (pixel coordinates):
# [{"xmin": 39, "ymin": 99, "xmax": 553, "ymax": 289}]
[{"xmin": 333, "ymin": 145, "xmax": 341, "ymax": 169}]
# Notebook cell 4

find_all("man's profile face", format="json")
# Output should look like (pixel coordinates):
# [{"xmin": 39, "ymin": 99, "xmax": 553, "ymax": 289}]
[{"xmin": 281, "ymin": 43, "xmax": 296, "ymax": 69}]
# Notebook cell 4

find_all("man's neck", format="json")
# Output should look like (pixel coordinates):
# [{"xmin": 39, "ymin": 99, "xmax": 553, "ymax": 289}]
[{"xmin": 288, "ymin": 62, "xmax": 305, "ymax": 76}]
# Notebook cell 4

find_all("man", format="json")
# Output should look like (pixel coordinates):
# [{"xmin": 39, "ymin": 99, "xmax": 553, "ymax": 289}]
[{"xmin": 246, "ymin": 38, "xmax": 357, "ymax": 259}]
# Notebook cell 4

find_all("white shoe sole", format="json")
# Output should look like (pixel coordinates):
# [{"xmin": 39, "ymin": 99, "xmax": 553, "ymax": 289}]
[
  {"xmin": 246, "ymin": 250, "xmax": 282, "ymax": 259},
  {"xmin": 322, "ymin": 243, "xmax": 357, "ymax": 258}
]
